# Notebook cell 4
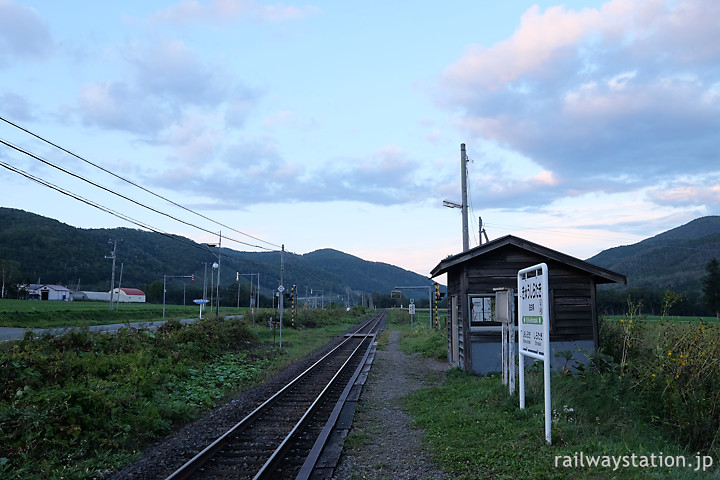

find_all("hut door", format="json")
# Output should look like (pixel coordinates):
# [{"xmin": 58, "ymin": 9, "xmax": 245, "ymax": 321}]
[{"xmin": 451, "ymin": 295, "xmax": 459, "ymax": 364}]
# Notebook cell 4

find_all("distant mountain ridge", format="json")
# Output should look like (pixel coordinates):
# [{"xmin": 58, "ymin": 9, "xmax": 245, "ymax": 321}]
[
  {"xmin": 2, "ymin": 208, "xmax": 719, "ymax": 304},
  {"xmin": 0, "ymin": 208, "xmax": 434, "ymax": 300},
  {"xmin": 586, "ymin": 216, "xmax": 720, "ymax": 294}
]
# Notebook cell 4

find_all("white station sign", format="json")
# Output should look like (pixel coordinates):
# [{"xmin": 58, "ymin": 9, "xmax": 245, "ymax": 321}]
[
  {"xmin": 518, "ymin": 263, "xmax": 549, "ymax": 358},
  {"xmin": 517, "ymin": 262, "xmax": 552, "ymax": 445}
]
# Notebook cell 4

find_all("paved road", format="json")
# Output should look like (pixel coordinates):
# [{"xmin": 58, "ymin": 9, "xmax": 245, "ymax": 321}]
[{"xmin": 0, "ymin": 315, "xmax": 251, "ymax": 342}]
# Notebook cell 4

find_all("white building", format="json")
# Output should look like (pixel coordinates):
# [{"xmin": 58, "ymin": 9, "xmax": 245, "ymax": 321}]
[
  {"xmin": 111, "ymin": 287, "xmax": 146, "ymax": 303},
  {"xmin": 38, "ymin": 284, "xmax": 72, "ymax": 301}
]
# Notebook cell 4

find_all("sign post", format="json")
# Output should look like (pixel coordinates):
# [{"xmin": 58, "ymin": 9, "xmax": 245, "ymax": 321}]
[
  {"xmin": 193, "ymin": 298, "xmax": 209, "ymax": 319},
  {"xmin": 518, "ymin": 263, "xmax": 552, "ymax": 444},
  {"xmin": 278, "ymin": 285, "xmax": 284, "ymax": 348},
  {"xmin": 494, "ymin": 287, "xmax": 515, "ymax": 394},
  {"xmin": 409, "ymin": 300, "xmax": 415, "ymax": 330}
]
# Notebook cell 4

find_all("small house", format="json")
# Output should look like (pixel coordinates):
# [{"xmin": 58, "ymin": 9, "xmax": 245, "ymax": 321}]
[
  {"xmin": 25, "ymin": 284, "xmax": 43, "ymax": 300},
  {"xmin": 112, "ymin": 287, "xmax": 146, "ymax": 303},
  {"xmin": 430, "ymin": 235, "xmax": 626, "ymax": 374},
  {"xmin": 38, "ymin": 284, "xmax": 72, "ymax": 301}
]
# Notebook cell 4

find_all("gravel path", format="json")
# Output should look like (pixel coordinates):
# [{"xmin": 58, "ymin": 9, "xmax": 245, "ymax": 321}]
[{"xmin": 333, "ymin": 330, "xmax": 450, "ymax": 480}]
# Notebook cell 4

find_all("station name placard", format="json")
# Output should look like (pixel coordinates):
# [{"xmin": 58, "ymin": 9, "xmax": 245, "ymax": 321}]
[{"xmin": 518, "ymin": 263, "xmax": 549, "ymax": 359}]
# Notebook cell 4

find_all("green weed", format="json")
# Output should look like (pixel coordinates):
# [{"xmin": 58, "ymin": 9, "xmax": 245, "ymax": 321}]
[{"xmin": 0, "ymin": 308, "xmax": 370, "ymax": 480}]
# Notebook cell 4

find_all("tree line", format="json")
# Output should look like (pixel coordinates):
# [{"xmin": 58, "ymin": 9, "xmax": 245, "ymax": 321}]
[{"xmin": 598, "ymin": 257, "xmax": 720, "ymax": 319}]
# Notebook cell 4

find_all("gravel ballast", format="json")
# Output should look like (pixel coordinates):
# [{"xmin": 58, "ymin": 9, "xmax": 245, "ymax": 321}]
[
  {"xmin": 332, "ymin": 330, "xmax": 450, "ymax": 480},
  {"xmin": 108, "ymin": 327, "xmax": 450, "ymax": 480}
]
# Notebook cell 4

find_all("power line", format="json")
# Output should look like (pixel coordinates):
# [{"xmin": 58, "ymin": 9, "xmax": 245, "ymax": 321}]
[
  {"xmin": 0, "ymin": 159, "xmax": 210, "ymax": 254},
  {"xmin": 0, "ymin": 116, "xmax": 281, "ymax": 249},
  {"xmin": 0, "ymin": 137, "xmax": 274, "ymax": 251}
]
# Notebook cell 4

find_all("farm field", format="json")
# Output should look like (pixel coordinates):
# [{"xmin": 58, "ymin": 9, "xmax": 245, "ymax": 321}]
[{"xmin": 0, "ymin": 298, "xmax": 258, "ymax": 329}]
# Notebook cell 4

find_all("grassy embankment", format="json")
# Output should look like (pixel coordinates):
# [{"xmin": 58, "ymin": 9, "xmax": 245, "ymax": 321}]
[
  {"xmin": 0, "ymin": 299, "xmax": 229, "ymax": 329},
  {"xmin": 0, "ymin": 302, "xmax": 372, "ymax": 480},
  {"xmin": 376, "ymin": 309, "xmax": 720, "ymax": 479}
]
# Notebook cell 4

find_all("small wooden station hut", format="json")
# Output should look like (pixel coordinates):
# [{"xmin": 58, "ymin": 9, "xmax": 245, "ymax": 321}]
[{"xmin": 430, "ymin": 235, "xmax": 626, "ymax": 374}]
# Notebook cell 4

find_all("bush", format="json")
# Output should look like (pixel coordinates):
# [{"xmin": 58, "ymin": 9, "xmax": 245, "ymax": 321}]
[
  {"xmin": 599, "ymin": 316, "xmax": 720, "ymax": 454},
  {"xmin": 0, "ymin": 318, "xmax": 260, "ymax": 479}
]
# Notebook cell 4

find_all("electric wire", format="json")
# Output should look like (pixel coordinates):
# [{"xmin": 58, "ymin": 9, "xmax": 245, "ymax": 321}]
[
  {"xmin": 0, "ymin": 159, "xmax": 212, "ymax": 255},
  {"xmin": 0, "ymin": 138, "xmax": 273, "ymax": 251},
  {"xmin": 0, "ymin": 116, "xmax": 281, "ymax": 249}
]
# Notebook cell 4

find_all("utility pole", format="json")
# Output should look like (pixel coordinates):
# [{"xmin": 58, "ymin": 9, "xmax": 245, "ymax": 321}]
[
  {"xmin": 115, "ymin": 262, "xmax": 124, "ymax": 311},
  {"xmin": 461, "ymin": 143, "xmax": 470, "ymax": 252},
  {"xmin": 105, "ymin": 239, "xmax": 117, "ymax": 310},
  {"xmin": 443, "ymin": 143, "xmax": 471, "ymax": 252},
  {"xmin": 479, "ymin": 216, "xmax": 489, "ymax": 244},
  {"xmin": 279, "ymin": 244, "xmax": 285, "ymax": 348},
  {"xmin": 202, "ymin": 262, "xmax": 208, "ymax": 316},
  {"xmin": 216, "ymin": 231, "xmax": 222, "ymax": 316}
]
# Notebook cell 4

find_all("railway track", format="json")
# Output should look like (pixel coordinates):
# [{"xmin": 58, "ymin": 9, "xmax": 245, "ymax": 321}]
[{"xmin": 164, "ymin": 312, "xmax": 385, "ymax": 480}]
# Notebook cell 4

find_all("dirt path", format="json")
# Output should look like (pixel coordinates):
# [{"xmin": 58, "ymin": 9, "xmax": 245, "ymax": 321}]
[{"xmin": 332, "ymin": 330, "xmax": 450, "ymax": 480}]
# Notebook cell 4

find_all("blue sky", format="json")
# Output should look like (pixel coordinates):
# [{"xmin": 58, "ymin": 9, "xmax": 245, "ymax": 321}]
[{"xmin": 1, "ymin": 0, "xmax": 719, "ymax": 280}]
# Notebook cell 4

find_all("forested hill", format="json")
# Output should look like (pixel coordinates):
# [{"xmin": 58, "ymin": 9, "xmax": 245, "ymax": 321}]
[
  {"xmin": 586, "ymin": 216, "xmax": 720, "ymax": 294},
  {"xmin": 3, "ymin": 207, "xmax": 719, "ymax": 307},
  {"xmin": 0, "ymin": 208, "xmax": 434, "ymax": 299}
]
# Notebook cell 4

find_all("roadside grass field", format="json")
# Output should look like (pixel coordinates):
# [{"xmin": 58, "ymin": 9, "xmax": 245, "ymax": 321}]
[
  {"xmin": 385, "ymin": 310, "xmax": 720, "ymax": 479},
  {"xmin": 0, "ymin": 305, "xmax": 372, "ymax": 480},
  {"xmin": 0, "ymin": 298, "xmax": 211, "ymax": 328}
]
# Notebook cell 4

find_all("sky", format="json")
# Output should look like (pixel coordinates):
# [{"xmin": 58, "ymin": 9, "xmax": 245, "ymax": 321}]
[{"xmin": 1, "ymin": 0, "xmax": 719, "ymax": 283}]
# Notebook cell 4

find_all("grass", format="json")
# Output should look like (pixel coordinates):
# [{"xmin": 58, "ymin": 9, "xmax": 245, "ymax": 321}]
[
  {"xmin": 383, "ymin": 308, "xmax": 447, "ymax": 360},
  {"xmin": 603, "ymin": 314, "xmax": 719, "ymax": 324},
  {"xmin": 0, "ymin": 305, "xmax": 373, "ymax": 480},
  {"xmin": 390, "ymin": 313, "xmax": 720, "ymax": 480},
  {"xmin": 403, "ymin": 370, "xmax": 716, "ymax": 479},
  {"xmin": 0, "ymin": 298, "xmax": 225, "ymax": 328}
]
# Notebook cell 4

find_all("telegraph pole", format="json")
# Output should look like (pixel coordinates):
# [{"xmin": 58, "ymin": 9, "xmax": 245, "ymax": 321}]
[
  {"xmin": 105, "ymin": 239, "xmax": 117, "ymax": 310},
  {"xmin": 279, "ymin": 244, "xmax": 285, "ymax": 348},
  {"xmin": 216, "ymin": 231, "xmax": 222, "ymax": 316},
  {"xmin": 461, "ymin": 143, "xmax": 470, "ymax": 252},
  {"xmin": 115, "ymin": 262, "xmax": 124, "ymax": 311},
  {"xmin": 479, "ymin": 216, "xmax": 489, "ymax": 244}
]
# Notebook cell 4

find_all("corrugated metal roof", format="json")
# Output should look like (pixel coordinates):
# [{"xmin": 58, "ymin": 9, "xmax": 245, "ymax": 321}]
[{"xmin": 118, "ymin": 288, "xmax": 145, "ymax": 295}]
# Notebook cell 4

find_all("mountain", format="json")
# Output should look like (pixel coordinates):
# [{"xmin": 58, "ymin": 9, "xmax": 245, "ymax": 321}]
[
  {"xmin": 0, "ymin": 208, "xmax": 434, "ymax": 302},
  {"xmin": 300, "ymin": 248, "xmax": 428, "ymax": 293},
  {"xmin": 586, "ymin": 216, "xmax": 720, "ymax": 294}
]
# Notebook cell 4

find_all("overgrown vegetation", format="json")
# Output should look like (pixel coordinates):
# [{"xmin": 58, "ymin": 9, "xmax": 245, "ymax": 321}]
[
  {"xmin": 599, "ymin": 312, "xmax": 720, "ymax": 454},
  {"xmin": 387, "ymin": 308, "xmax": 447, "ymax": 360},
  {"xmin": 395, "ymin": 310, "xmax": 719, "ymax": 479},
  {"xmin": 0, "ymin": 306, "xmax": 371, "ymax": 479}
]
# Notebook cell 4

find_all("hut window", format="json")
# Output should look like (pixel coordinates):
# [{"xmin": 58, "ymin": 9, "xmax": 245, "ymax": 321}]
[{"xmin": 469, "ymin": 294, "xmax": 497, "ymax": 327}]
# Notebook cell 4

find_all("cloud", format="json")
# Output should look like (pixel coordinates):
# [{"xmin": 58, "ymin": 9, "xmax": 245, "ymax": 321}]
[
  {"xmin": 0, "ymin": 93, "xmax": 34, "ymax": 121},
  {"xmin": 148, "ymin": 143, "xmax": 436, "ymax": 207},
  {"xmin": 0, "ymin": 0, "xmax": 54, "ymax": 66},
  {"xmin": 437, "ymin": 0, "xmax": 720, "ymax": 207},
  {"xmin": 646, "ymin": 176, "xmax": 720, "ymax": 207},
  {"xmin": 127, "ymin": 40, "xmax": 230, "ymax": 105},
  {"xmin": 76, "ymin": 39, "xmax": 261, "ymax": 138},
  {"xmin": 77, "ymin": 81, "xmax": 164, "ymax": 134},
  {"xmin": 150, "ymin": 0, "xmax": 321, "ymax": 25}
]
